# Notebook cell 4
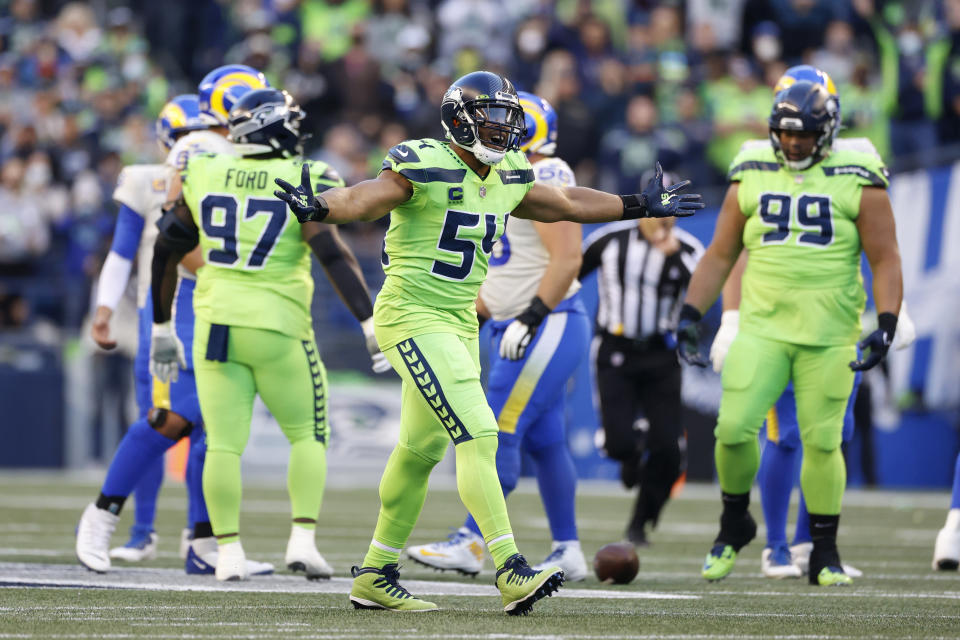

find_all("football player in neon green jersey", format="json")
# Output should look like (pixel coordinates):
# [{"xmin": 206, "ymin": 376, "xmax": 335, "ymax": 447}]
[
  {"xmin": 150, "ymin": 89, "xmax": 388, "ymax": 581},
  {"xmin": 274, "ymin": 70, "xmax": 704, "ymax": 613},
  {"xmin": 675, "ymin": 80, "xmax": 903, "ymax": 586}
]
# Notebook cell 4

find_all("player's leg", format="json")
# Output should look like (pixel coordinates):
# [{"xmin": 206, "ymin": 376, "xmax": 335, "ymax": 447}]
[
  {"xmin": 704, "ymin": 332, "xmax": 791, "ymax": 581},
  {"xmin": 594, "ymin": 336, "xmax": 644, "ymax": 489},
  {"xmin": 193, "ymin": 319, "xmax": 257, "ymax": 581},
  {"xmin": 251, "ymin": 331, "xmax": 333, "ymax": 579},
  {"xmin": 933, "ymin": 452, "xmax": 960, "ymax": 570},
  {"xmin": 793, "ymin": 342, "xmax": 856, "ymax": 586},
  {"xmin": 631, "ymin": 350, "xmax": 684, "ymax": 545}
]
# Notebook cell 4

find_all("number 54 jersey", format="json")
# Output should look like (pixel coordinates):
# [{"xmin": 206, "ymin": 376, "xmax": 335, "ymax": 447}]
[
  {"xmin": 729, "ymin": 141, "xmax": 889, "ymax": 347},
  {"xmin": 181, "ymin": 154, "xmax": 343, "ymax": 340},
  {"xmin": 375, "ymin": 139, "xmax": 535, "ymax": 350}
]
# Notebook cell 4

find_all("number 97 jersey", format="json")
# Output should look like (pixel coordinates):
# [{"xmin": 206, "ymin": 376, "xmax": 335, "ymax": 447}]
[
  {"xmin": 729, "ymin": 142, "xmax": 889, "ymax": 347},
  {"xmin": 181, "ymin": 154, "xmax": 343, "ymax": 339}
]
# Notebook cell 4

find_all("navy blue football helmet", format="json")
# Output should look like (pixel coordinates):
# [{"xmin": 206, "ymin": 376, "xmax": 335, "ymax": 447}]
[
  {"xmin": 227, "ymin": 89, "xmax": 305, "ymax": 158},
  {"xmin": 440, "ymin": 71, "xmax": 526, "ymax": 166},
  {"xmin": 768, "ymin": 80, "xmax": 838, "ymax": 170}
]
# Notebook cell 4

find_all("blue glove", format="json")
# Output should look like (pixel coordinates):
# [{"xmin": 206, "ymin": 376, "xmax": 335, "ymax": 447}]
[
  {"xmin": 676, "ymin": 303, "xmax": 708, "ymax": 367},
  {"xmin": 274, "ymin": 163, "xmax": 329, "ymax": 223},
  {"xmin": 850, "ymin": 312, "xmax": 897, "ymax": 371},
  {"xmin": 622, "ymin": 163, "xmax": 705, "ymax": 220}
]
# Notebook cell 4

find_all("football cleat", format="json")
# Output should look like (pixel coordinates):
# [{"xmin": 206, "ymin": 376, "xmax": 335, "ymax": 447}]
[
  {"xmin": 815, "ymin": 565, "xmax": 853, "ymax": 586},
  {"xmin": 215, "ymin": 540, "xmax": 248, "ymax": 582},
  {"xmin": 76, "ymin": 503, "xmax": 119, "ymax": 573},
  {"xmin": 406, "ymin": 527, "xmax": 485, "ymax": 576},
  {"xmin": 495, "ymin": 553, "xmax": 563, "ymax": 616},
  {"xmin": 761, "ymin": 544, "xmax": 802, "ymax": 579},
  {"xmin": 184, "ymin": 536, "xmax": 274, "ymax": 577},
  {"xmin": 179, "ymin": 527, "xmax": 192, "ymax": 560},
  {"xmin": 349, "ymin": 564, "xmax": 438, "ymax": 612},
  {"xmin": 285, "ymin": 526, "xmax": 334, "ymax": 579},
  {"xmin": 109, "ymin": 525, "xmax": 158, "ymax": 562},
  {"xmin": 702, "ymin": 544, "xmax": 738, "ymax": 581},
  {"xmin": 932, "ymin": 509, "xmax": 960, "ymax": 571},
  {"xmin": 791, "ymin": 541, "xmax": 861, "ymax": 577},
  {"xmin": 533, "ymin": 542, "xmax": 587, "ymax": 582}
]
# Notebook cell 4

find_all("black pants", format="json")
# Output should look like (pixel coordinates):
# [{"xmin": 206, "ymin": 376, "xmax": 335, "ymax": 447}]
[{"xmin": 595, "ymin": 333, "xmax": 684, "ymax": 536}]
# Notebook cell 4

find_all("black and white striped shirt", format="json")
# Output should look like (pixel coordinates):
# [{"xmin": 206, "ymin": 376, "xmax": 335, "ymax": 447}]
[{"xmin": 580, "ymin": 221, "xmax": 704, "ymax": 340}]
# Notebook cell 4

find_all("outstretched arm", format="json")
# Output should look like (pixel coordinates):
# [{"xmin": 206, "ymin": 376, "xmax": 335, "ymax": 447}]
[
  {"xmin": 275, "ymin": 164, "xmax": 412, "ymax": 224},
  {"xmin": 512, "ymin": 163, "xmax": 704, "ymax": 223}
]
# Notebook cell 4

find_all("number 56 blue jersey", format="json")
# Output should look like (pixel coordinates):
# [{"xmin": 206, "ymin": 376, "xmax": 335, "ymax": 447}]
[{"xmin": 728, "ymin": 142, "xmax": 889, "ymax": 347}]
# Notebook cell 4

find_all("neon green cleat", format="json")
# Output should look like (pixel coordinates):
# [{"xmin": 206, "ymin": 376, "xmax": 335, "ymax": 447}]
[
  {"xmin": 815, "ymin": 566, "xmax": 853, "ymax": 586},
  {"xmin": 495, "ymin": 554, "xmax": 564, "ymax": 616},
  {"xmin": 702, "ymin": 544, "xmax": 738, "ymax": 581},
  {"xmin": 349, "ymin": 564, "xmax": 438, "ymax": 611}
]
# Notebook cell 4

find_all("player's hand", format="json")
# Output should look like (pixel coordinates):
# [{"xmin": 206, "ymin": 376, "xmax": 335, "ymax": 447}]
[
  {"xmin": 850, "ymin": 312, "xmax": 896, "ymax": 371},
  {"xmin": 362, "ymin": 319, "xmax": 392, "ymax": 374},
  {"xmin": 893, "ymin": 301, "xmax": 916, "ymax": 350},
  {"xmin": 274, "ymin": 164, "xmax": 329, "ymax": 223},
  {"xmin": 709, "ymin": 310, "xmax": 739, "ymax": 373},
  {"xmin": 91, "ymin": 305, "xmax": 117, "ymax": 350},
  {"xmin": 150, "ymin": 321, "xmax": 186, "ymax": 383},
  {"xmin": 622, "ymin": 163, "xmax": 705, "ymax": 220},
  {"xmin": 499, "ymin": 297, "xmax": 551, "ymax": 360},
  {"xmin": 676, "ymin": 303, "xmax": 708, "ymax": 367}
]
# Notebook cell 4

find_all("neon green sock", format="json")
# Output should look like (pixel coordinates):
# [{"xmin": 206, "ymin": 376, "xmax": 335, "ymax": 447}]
[
  {"xmin": 715, "ymin": 439, "xmax": 759, "ymax": 495},
  {"xmin": 455, "ymin": 436, "xmax": 518, "ymax": 568},
  {"xmin": 287, "ymin": 438, "xmax": 327, "ymax": 528},
  {"xmin": 361, "ymin": 444, "xmax": 437, "ymax": 569},
  {"xmin": 800, "ymin": 446, "xmax": 845, "ymax": 515},
  {"xmin": 203, "ymin": 449, "xmax": 242, "ymax": 537}
]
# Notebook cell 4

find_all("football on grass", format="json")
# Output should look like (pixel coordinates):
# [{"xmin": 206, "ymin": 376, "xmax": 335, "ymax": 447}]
[{"xmin": 593, "ymin": 542, "xmax": 640, "ymax": 584}]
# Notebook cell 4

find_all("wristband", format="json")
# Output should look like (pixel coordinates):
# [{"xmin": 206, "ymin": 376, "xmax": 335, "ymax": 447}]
[
  {"xmin": 620, "ymin": 194, "xmax": 649, "ymax": 220},
  {"xmin": 517, "ymin": 296, "xmax": 552, "ymax": 328},
  {"xmin": 877, "ymin": 312, "xmax": 897, "ymax": 341},
  {"xmin": 679, "ymin": 303, "xmax": 702, "ymax": 324}
]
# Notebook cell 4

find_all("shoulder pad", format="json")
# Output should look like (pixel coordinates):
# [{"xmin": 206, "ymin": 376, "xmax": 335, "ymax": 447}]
[
  {"xmin": 727, "ymin": 142, "xmax": 779, "ymax": 182},
  {"xmin": 309, "ymin": 161, "xmax": 344, "ymax": 191},
  {"xmin": 113, "ymin": 164, "xmax": 171, "ymax": 214},
  {"xmin": 380, "ymin": 139, "xmax": 466, "ymax": 184},
  {"xmin": 822, "ymin": 149, "xmax": 890, "ymax": 188},
  {"xmin": 834, "ymin": 137, "xmax": 881, "ymax": 160}
]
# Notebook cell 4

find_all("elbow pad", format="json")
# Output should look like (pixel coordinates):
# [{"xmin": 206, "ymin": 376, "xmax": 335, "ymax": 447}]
[{"xmin": 156, "ymin": 205, "xmax": 199, "ymax": 253}]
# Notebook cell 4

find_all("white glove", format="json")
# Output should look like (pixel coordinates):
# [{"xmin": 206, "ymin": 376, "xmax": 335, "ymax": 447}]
[
  {"xmin": 709, "ymin": 310, "xmax": 739, "ymax": 373},
  {"xmin": 499, "ymin": 319, "xmax": 536, "ymax": 361},
  {"xmin": 362, "ymin": 318, "xmax": 392, "ymax": 374},
  {"xmin": 150, "ymin": 321, "xmax": 186, "ymax": 383},
  {"xmin": 893, "ymin": 301, "xmax": 916, "ymax": 350}
]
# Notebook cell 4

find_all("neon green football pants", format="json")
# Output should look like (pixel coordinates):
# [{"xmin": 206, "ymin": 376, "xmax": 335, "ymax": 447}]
[
  {"xmin": 361, "ymin": 332, "xmax": 520, "ymax": 570},
  {"xmin": 715, "ymin": 332, "xmax": 855, "ymax": 515},
  {"xmin": 194, "ymin": 318, "xmax": 329, "ymax": 540}
]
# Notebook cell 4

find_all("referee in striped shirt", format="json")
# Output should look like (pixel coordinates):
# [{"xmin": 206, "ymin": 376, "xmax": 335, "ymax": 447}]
[{"xmin": 580, "ymin": 179, "xmax": 703, "ymax": 546}]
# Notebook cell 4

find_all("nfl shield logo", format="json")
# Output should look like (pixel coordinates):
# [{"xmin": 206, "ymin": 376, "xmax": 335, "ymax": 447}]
[{"xmin": 479, "ymin": 185, "xmax": 486, "ymax": 198}]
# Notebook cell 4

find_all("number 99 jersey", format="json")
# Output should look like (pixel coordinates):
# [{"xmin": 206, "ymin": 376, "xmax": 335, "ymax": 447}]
[
  {"xmin": 181, "ymin": 154, "xmax": 343, "ymax": 340},
  {"xmin": 728, "ymin": 141, "xmax": 889, "ymax": 347}
]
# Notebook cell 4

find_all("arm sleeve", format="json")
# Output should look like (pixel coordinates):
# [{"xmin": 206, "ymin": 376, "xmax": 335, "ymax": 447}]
[
  {"xmin": 307, "ymin": 229, "xmax": 374, "ymax": 322},
  {"xmin": 95, "ymin": 252, "xmax": 133, "ymax": 311}
]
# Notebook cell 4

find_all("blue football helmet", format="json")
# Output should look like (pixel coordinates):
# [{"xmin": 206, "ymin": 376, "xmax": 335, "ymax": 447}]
[
  {"xmin": 775, "ymin": 64, "xmax": 840, "ymax": 133},
  {"xmin": 517, "ymin": 91, "xmax": 558, "ymax": 157},
  {"xmin": 197, "ymin": 64, "xmax": 269, "ymax": 126},
  {"xmin": 156, "ymin": 94, "xmax": 207, "ymax": 150},
  {"xmin": 228, "ymin": 88, "xmax": 305, "ymax": 158},
  {"xmin": 768, "ymin": 80, "xmax": 839, "ymax": 170},
  {"xmin": 440, "ymin": 71, "xmax": 526, "ymax": 166}
]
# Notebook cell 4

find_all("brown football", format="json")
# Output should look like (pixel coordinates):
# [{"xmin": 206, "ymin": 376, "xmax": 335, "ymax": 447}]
[{"xmin": 593, "ymin": 542, "xmax": 640, "ymax": 584}]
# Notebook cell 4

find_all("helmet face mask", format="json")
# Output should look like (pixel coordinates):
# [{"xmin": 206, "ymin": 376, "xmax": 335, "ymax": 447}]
[
  {"xmin": 440, "ymin": 72, "xmax": 526, "ymax": 166},
  {"xmin": 768, "ymin": 80, "xmax": 838, "ymax": 171},
  {"xmin": 228, "ymin": 89, "xmax": 305, "ymax": 158}
]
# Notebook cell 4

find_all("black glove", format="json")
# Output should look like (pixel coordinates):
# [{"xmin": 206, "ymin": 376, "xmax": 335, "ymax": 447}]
[
  {"xmin": 850, "ymin": 312, "xmax": 897, "ymax": 371},
  {"xmin": 622, "ymin": 162, "xmax": 705, "ymax": 219},
  {"xmin": 676, "ymin": 303, "xmax": 708, "ymax": 367},
  {"xmin": 274, "ymin": 163, "xmax": 329, "ymax": 223},
  {"xmin": 499, "ymin": 297, "xmax": 551, "ymax": 361}
]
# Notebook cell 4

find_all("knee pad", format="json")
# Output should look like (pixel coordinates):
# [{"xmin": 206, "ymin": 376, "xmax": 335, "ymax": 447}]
[{"xmin": 148, "ymin": 408, "xmax": 194, "ymax": 441}]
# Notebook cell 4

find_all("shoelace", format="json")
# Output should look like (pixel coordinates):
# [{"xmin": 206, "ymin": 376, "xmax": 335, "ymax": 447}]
[
  {"xmin": 374, "ymin": 564, "xmax": 414, "ymax": 599},
  {"xmin": 439, "ymin": 528, "xmax": 471, "ymax": 548}
]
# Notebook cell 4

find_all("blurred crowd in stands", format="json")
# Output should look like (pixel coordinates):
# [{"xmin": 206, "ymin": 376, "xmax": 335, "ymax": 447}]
[{"xmin": 1, "ymin": 0, "xmax": 959, "ymax": 337}]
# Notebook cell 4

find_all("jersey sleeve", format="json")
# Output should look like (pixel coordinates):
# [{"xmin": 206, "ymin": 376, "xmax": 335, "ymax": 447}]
[
  {"xmin": 309, "ymin": 161, "xmax": 344, "ymax": 193},
  {"xmin": 379, "ymin": 139, "xmax": 465, "ymax": 208},
  {"xmin": 727, "ymin": 142, "xmax": 779, "ymax": 183},
  {"xmin": 532, "ymin": 157, "xmax": 577, "ymax": 187},
  {"xmin": 166, "ymin": 130, "xmax": 236, "ymax": 172},
  {"xmin": 113, "ymin": 165, "xmax": 169, "ymax": 215},
  {"xmin": 822, "ymin": 150, "xmax": 890, "ymax": 189}
]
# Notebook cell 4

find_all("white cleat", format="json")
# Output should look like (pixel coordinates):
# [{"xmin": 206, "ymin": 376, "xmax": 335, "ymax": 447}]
[
  {"xmin": 761, "ymin": 545, "xmax": 802, "ymax": 579},
  {"xmin": 185, "ymin": 536, "xmax": 275, "ymax": 577},
  {"xmin": 109, "ymin": 531, "xmax": 158, "ymax": 562},
  {"xmin": 406, "ymin": 527, "xmax": 485, "ymax": 576},
  {"xmin": 215, "ymin": 540, "xmax": 248, "ymax": 582},
  {"xmin": 790, "ymin": 540, "xmax": 862, "ymax": 577},
  {"xmin": 285, "ymin": 526, "xmax": 334, "ymax": 579},
  {"xmin": 76, "ymin": 503, "xmax": 119, "ymax": 573},
  {"xmin": 179, "ymin": 528, "xmax": 192, "ymax": 560},
  {"xmin": 933, "ymin": 509, "xmax": 960, "ymax": 571},
  {"xmin": 533, "ymin": 541, "xmax": 588, "ymax": 582}
]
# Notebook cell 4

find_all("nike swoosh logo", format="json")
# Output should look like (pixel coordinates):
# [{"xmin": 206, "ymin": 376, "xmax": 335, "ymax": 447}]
[{"xmin": 396, "ymin": 148, "xmax": 409, "ymax": 157}]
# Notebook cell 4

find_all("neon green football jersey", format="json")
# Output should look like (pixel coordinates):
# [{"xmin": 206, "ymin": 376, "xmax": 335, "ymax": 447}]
[
  {"xmin": 182, "ymin": 154, "xmax": 343, "ymax": 339},
  {"xmin": 374, "ymin": 139, "xmax": 535, "ymax": 349},
  {"xmin": 729, "ymin": 141, "xmax": 889, "ymax": 346}
]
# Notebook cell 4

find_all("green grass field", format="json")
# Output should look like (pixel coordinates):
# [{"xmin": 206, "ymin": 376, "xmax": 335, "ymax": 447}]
[{"xmin": 1, "ymin": 471, "xmax": 958, "ymax": 639}]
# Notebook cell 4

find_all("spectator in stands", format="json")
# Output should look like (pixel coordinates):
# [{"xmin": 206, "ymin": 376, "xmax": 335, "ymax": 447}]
[{"xmin": 598, "ymin": 93, "xmax": 662, "ymax": 194}]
